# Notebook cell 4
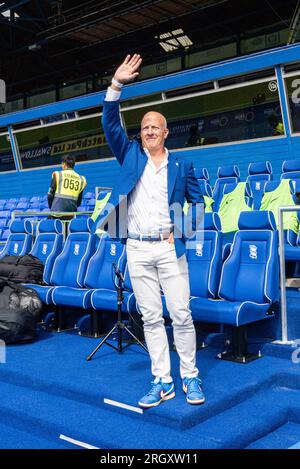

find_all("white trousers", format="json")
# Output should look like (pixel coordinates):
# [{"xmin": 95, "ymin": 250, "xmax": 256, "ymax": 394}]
[{"xmin": 126, "ymin": 239, "xmax": 199, "ymax": 383}]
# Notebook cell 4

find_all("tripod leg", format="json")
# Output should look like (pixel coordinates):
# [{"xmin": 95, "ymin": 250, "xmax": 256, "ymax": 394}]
[
  {"xmin": 124, "ymin": 325, "xmax": 148, "ymax": 353},
  {"xmin": 86, "ymin": 325, "xmax": 117, "ymax": 361},
  {"xmin": 117, "ymin": 322, "xmax": 122, "ymax": 352}
]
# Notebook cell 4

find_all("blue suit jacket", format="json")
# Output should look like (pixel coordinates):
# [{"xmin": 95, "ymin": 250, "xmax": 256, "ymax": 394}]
[{"xmin": 93, "ymin": 99, "xmax": 204, "ymax": 258}]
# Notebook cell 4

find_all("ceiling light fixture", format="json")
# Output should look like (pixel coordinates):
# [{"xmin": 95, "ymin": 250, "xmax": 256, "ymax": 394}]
[{"xmin": 156, "ymin": 29, "xmax": 193, "ymax": 52}]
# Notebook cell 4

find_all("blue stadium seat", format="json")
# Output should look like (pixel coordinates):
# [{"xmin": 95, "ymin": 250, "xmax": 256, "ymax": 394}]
[
  {"xmin": 213, "ymin": 164, "xmax": 240, "ymax": 211},
  {"xmin": 217, "ymin": 181, "xmax": 252, "ymax": 247},
  {"xmin": 0, "ymin": 210, "xmax": 11, "ymax": 220},
  {"xmin": 189, "ymin": 211, "xmax": 279, "ymax": 361},
  {"xmin": 83, "ymin": 191, "xmax": 94, "ymax": 200},
  {"xmin": 29, "ymin": 201, "xmax": 41, "ymax": 210},
  {"xmin": 89, "ymin": 238, "xmax": 134, "ymax": 311},
  {"xmin": 39, "ymin": 200, "xmax": 49, "ymax": 210},
  {"xmin": 161, "ymin": 214, "xmax": 222, "ymax": 318},
  {"xmin": 0, "ymin": 219, "xmax": 33, "ymax": 258},
  {"xmin": 198, "ymin": 180, "xmax": 213, "ymax": 199},
  {"xmin": 261, "ymin": 180, "xmax": 298, "ymax": 247},
  {"xmin": 52, "ymin": 235, "xmax": 132, "ymax": 311},
  {"xmin": 87, "ymin": 199, "xmax": 96, "ymax": 209},
  {"xmin": 29, "ymin": 219, "xmax": 64, "ymax": 284},
  {"xmin": 50, "ymin": 233, "xmax": 108, "ymax": 310},
  {"xmin": 5, "ymin": 202, "xmax": 17, "ymax": 211},
  {"xmin": 285, "ymin": 208, "xmax": 300, "ymax": 261},
  {"xmin": 246, "ymin": 161, "xmax": 272, "ymax": 210},
  {"xmin": 52, "ymin": 236, "xmax": 135, "ymax": 335},
  {"xmin": 281, "ymin": 159, "xmax": 300, "ymax": 181},
  {"xmin": 30, "ymin": 196, "xmax": 40, "ymax": 204},
  {"xmin": 1, "ymin": 228, "xmax": 10, "ymax": 241},
  {"xmin": 194, "ymin": 167, "xmax": 210, "ymax": 182},
  {"xmin": 28, "ymin": 218, "xmax": 96, "ymax": 306},
  {"xmin": 187, "ymin": 213, "xmax": 223, "ymax": 299},
  {"xmin": 16, "ymin": 202, "xmax": 29, "ymax": 211}
]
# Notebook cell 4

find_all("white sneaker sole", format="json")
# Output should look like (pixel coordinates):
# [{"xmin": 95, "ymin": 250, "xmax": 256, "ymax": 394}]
[
  {"xmin": 138, "ymin": 391, "xmax": 175, "ymax": 408},
  {"xmin": 183, "ymin": 384, "xmax": 205, "ymax": 405}
]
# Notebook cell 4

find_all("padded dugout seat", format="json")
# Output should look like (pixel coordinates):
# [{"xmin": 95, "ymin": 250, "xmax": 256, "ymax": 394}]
[
  {"xmin": 285, "ymin": 211, "xmax": 300, "ymax": 261},
  {"xmin": 52, "ymin": 236, "xmax": 136, "ymax": 335},
  {"xmin": 246, "ymin": 161, "xmax": 272, "ymax": 210},
  {"xmin": 162, "ymin": 213, "xmax": 222, "ymax": 316},
  {"xmin": 194, "ymin": 167, "xmax": 210, "ymax": 182},
  {"xmin": 213, "ymin": 164, "xmax": 240, "ymax": 211},
  {"xmin": 89, "ymin": 238, "xmax": 135, "ymax": 312},
  {"xmin": 281, "ymin": 159, "xmax": 300, "ymax": 181},
  {"xmin": 55, "ymin": 236, "xmax": 136, "ymax": 336},
  {"xmin": 0, "ymin": 219, "xmax": 33, "ymax": 258},
  {"xmin": 189, "ymin": 211, "xmax": 279, "ymax": 361},
  {"xmin": 28, "ymin": 219, "xmax": 64, "ymax": 284},
  {"xmin": 29, "ymin": 218, "xmax": 96, "ymax": 305},
  {"xmin": 260, "ymin": 179, "xmax": 298, "ymax": 247}
]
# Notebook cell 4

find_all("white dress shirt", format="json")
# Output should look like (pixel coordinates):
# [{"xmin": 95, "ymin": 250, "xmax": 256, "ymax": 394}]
[{"xmin": 105, "ymin": 87, "xmax": 173, "ymax": 235}]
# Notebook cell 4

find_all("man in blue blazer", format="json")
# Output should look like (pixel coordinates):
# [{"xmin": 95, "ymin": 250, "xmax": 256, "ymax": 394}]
[{"xmin": 94, "ymin": 54, "xmax": 205, "ymax": 408}]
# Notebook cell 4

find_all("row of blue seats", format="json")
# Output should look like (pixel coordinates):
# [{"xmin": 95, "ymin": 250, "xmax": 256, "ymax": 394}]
[
  {"xmin": 195, "ymin": 158, "xmax": 300, "ymax": 185},
  {"xmin": 0, "ymin": 191, "xmax": 97, "ymax": 213},
  {"xmin": 0, "ymin": 191, "xmax": 96, "ymax": 206},
  {"xmin": 196, "ymin": 159, "xmax": 300, "ymax": 212},
  {"xmin": 0, "ymin": 202, "xmax": 96, "ymax": 213},
  {"xmin": 1, "ymin": 211, "xmax": 278, "ymax": 358}
]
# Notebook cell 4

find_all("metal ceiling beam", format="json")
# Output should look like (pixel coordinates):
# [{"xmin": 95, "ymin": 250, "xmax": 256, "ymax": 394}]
[
  {"xmin": 0, "ymin": 16, "xmax": 37, "ymax": 34},
  {"xmin": 0, "ymin": 0, "xmax": 30, "ymax": 13},
  {"xmin": 42, "ymin": 0, "xmax": 163, "ymax": 40},
  {"xmin": 47, "ymin": 1, "xmax": 230, "ymax": 59},
  {"xmin": 287, "ymin": 0, "xmax": 300, "ymax": 44}
]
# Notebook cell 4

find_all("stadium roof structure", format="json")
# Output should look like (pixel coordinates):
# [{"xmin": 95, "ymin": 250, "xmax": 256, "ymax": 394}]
[{"xmin": 0, "ymin": 0, "xmax": 298, "ymax": 98}]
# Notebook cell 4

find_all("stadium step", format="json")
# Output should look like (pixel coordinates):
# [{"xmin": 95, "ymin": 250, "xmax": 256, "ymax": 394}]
[
  {"xmin": 0, "ymin": 376, "xmax": 300, "ymax": 448},
  {"xmin": 0, "ymin": 380, "xmax": 218, "ymax": 449},
  {"xmin": 0, "ymin": 419, "xmax": 73, "ymax": 449},
  {"xmin": 246, "ymin": 422, "xmax": 300, "ymax": 449},
  {"xmin": 184, "ymin": 385, "xmax": 300, "ymax": 448}
]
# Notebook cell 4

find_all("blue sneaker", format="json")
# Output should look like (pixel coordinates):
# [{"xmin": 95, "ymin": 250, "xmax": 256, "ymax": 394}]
[
  {"xmin": 182, "ymin": 377, "xmax": 205, "ymax": 405},
  {"xmin": 138, "ymin": 380, "xmax": 175, "ymax": 408}
]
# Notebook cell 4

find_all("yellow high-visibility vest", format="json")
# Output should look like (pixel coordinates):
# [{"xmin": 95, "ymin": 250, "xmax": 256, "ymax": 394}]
[
  {"xmin": 53, "ymin": 169, "xmax": 86, "ymax": 201},
  {"xmin": 275, "ymin": 122, "xmax": 284, "ymax": 135}
]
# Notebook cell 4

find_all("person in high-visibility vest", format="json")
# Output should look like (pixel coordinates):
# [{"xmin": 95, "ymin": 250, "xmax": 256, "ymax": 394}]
[
  {"xmin": 268, "ymin": 115, "xmax": 284, "ymax": 136},
  {"xmin": 47, "ymin": 154, "xmax": 86, "ymax": 215}
]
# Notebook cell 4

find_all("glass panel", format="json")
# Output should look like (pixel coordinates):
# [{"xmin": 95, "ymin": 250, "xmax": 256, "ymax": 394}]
[
  {"xmin": 285, "ymin": 74, "xmax": 300, "ymax": 133},
  {"xmin": 241, "ymin": 29, "xmax": 288, "ymax": 54},
  {"xmin": 186, "ymin": 43, "xmax": 237, "ymax": 68},
  {"xmin": 139, "ymin": 57, "xmax": 181, "ymax": 80},
  {"xmin": 59, "ymin": 82, "xmax": 87, "ymax": 100},
  {"xmin": 14, "ymin": 115, "xmax": 112, "ymax": 169},
  {"xmin": 121, "ymin": 93, "xmax": 162, "ymax": 109},
  {"xmin": 122, "ymin": 80, "xmax": 284, "ymax": 148},
  {"xmin": 0, "ymin": 134, "xmax": 16, "ymax": 172},
  {"xmin": 3, "ymin": 98, "xmax": 24, "ymax": 114},
  {"xmin": 27, "ymin": 89, "xmax": 56, "ymax": 108}
]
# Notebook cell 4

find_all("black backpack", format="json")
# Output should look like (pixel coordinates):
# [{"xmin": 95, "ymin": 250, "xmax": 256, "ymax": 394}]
[
  {"xmin": 0, "ymin": 279, "xmax": 42, "ymax": 344},
  {"xmin": 0, "ymin": 254, "xmax": 44, "ymax": 284}
]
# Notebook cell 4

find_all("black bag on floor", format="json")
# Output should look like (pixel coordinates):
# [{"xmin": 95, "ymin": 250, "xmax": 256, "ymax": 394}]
[
  {"xmin": 0, "ymin": 279, "xmax": 42, "ymax": 344},
  {"xmin": 0, "ymin": 254, "xmax": 44, "ymax": 284}
]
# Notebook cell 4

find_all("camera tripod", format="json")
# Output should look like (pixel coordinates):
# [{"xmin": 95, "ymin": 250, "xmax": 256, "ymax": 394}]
[{"xmin": 86, "ymin": 263, "xmax": 148, "ymax": 361}]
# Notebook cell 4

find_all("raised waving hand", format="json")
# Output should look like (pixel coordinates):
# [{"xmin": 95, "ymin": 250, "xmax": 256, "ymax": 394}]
[{"xmin": 113, "ymin": 54, "xmax": 142, "ymax": 86}]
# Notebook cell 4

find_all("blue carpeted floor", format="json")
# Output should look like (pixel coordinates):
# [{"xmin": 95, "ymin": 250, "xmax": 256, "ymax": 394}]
[{"xmin": 1, "ymin": 328, "xmax": 300, "ymax": 449}]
